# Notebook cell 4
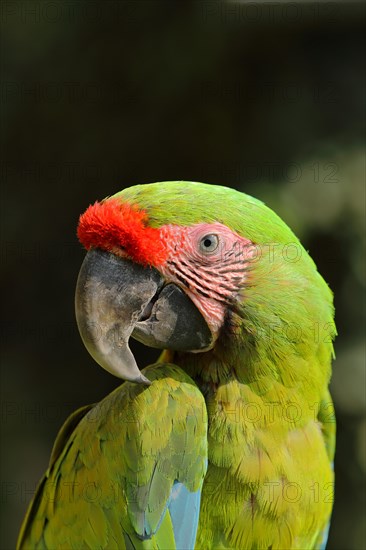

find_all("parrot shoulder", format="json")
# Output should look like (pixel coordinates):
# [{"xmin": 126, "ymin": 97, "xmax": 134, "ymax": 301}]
[{"xmin": 17, "ymin": 363, "xmax": 208, "ymax": 549}]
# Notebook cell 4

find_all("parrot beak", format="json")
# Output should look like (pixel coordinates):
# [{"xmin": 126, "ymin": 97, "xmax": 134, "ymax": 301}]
[{"xmin": 75, "ymin": 249, "xmax": 212, "ymax": 384}]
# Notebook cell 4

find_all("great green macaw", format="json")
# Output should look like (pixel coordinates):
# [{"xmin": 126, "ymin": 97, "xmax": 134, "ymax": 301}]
[{"xmin": 17, "ymin": 182, "xmax": 336, "ymax": 549}]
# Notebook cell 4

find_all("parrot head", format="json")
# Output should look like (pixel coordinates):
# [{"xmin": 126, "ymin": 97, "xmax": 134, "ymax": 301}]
[{"xmin": 75, "ymin": 181, "xmax": 335, "ymax": 389}]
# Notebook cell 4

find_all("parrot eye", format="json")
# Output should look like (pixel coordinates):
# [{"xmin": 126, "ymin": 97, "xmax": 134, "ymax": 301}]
[{"xmin": 199, "ymin": 234, "xmax": 219, "ymax": 254}]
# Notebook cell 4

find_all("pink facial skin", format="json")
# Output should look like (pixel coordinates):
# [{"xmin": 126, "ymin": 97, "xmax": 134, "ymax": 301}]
[{"xmin": 158, "ymin": 222, "xmax": 255, "ymax": 341}]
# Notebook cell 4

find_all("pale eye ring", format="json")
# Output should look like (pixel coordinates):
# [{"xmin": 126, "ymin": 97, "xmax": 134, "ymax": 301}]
[{"xmin": 199, "ymin": 234, "xmax": 219, "ymax": 254}]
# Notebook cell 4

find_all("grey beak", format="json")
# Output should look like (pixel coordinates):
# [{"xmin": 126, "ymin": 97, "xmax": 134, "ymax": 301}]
[{"xmin": 75, "ymin": 248, "xmax": 212, "ymax": 384}]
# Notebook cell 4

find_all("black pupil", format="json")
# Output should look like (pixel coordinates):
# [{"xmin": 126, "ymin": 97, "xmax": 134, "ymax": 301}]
[{"xmin": 204, "ymin": 238, "xmax": 213, "ymax": 248}]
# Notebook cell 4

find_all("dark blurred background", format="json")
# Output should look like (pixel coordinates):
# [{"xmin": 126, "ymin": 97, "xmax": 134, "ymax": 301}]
[{"xmin": 1, "ymin": 1, "xmax": 365, "ymax": 548}]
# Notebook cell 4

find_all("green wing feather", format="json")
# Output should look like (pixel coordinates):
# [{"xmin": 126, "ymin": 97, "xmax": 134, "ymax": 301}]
[{"xmin": 17, "ymin": 364, "xmax": 207, "ymax": 549}]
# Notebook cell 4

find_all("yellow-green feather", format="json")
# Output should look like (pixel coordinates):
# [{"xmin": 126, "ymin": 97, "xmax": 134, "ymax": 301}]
[{"xmin": 17, "ymin": 364, "xmax": 208, "ymax": 549}]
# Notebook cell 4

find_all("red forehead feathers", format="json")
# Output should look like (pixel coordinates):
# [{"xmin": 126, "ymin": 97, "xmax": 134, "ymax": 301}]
[{"xmin": 77, "ymin": 199, "xmax": 167, "ymax": 266}]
